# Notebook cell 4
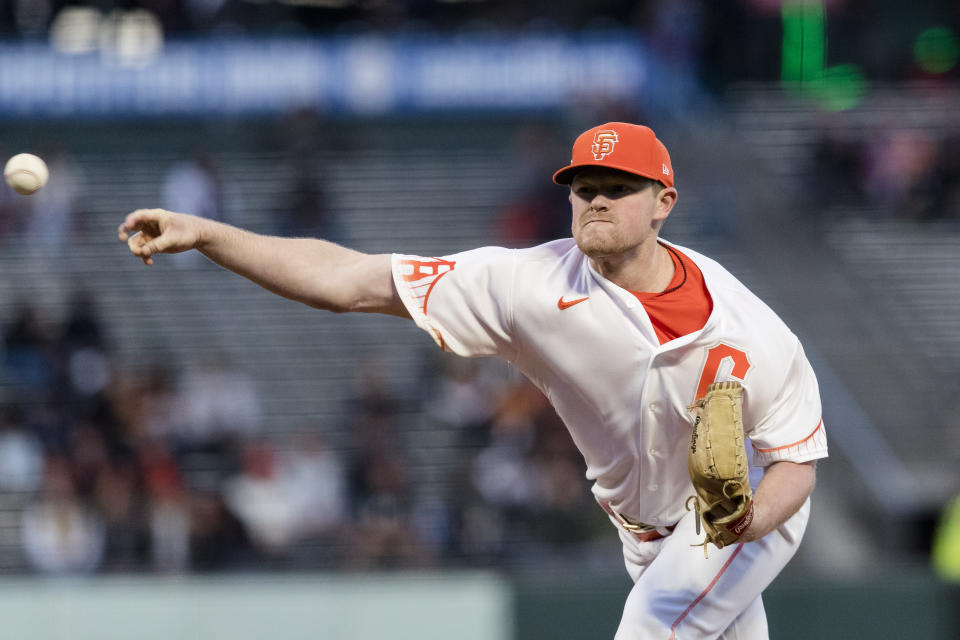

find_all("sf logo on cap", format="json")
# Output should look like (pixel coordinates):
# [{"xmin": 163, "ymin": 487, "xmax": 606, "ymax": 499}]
[{"xmin": 592, "ymin": 130, "xmax": 619, "ymax": 160}]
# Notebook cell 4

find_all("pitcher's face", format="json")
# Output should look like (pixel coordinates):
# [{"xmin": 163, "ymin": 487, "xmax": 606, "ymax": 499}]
[{"xmin": 569, "ymin": 168, "xmax": 675, "ymax": 260}]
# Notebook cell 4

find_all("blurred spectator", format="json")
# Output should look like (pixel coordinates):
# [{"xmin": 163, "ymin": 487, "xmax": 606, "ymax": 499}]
[
  {"xmin": 529, "ymin": 429, "xmax": 598, "ymax": 547},
  {"xmin": 3, "ymin": 300, "xmax": 55, "ymax": 393},
  {"xmin": 0, "ymin": 405, "xmax": 44, "ymax": 493},
  {"xmin": 189, "ymin": 492, "xmax": 250, "ymax": 571},
  {"xmin": 129, "ymin": 363, "xmax": 184, "ymax": 444},
  {"xmin": 183, "ymin": 0, "xmax": 230, "ymax": 31},
  {"xmin": 348, "ymin": 357, "xmax": 402, "ymax": 421},
  {"xmin": 419, "ymin": 355, "xmax": 602, "ymax": 562},
  {"xmin": 806, "ymin": 123, "xmax": 960, "ymax": 221},
  {"xmin": 162, "ymin": 151, "xmax": 227, "ymax": 222},
  {"xmin": 268, "ymin": 107, "xmax": 339, "ymax": 238},
  {"xmin": 19, "ymin": 400, "xmax": 70, "ymax": 460},
  {"xmin": 176, "ymin": 352, "xmax": 261, "ymax": 452},
  {"xmin": 139, "ymin": 439, "xmax": 191, "ymax": 573},
  {"xmin": 494, "ymin": 124, "xmax": 570, "ymax": 247},
  {"xmin": 274, "ymin": 106, "xmax": 324, "ymax": 156},
  {"xmin": 150, "ymin": 493, "xmax": 190, "ymax": 573},
  {"xmin": 424, "ymin": 355, "xmax": 502, "ymax": 447},
  {"xmin": 21, "ymin": 457, "xmax": 105, "ymax": 575},
  {"xmin": 11, "ymin": 0, "xmax": 52, "ymax": 36},
  {"xmin": 222, "ymin": 441, "xmax": 309, "ymax": 556},
  {"xmin": 461, "ymin": 380, "xmax": 544, "ymax": 561},
  {"xmin": 862, "ymin": 129, "xmax": 938, "ymax": 216},
  {"xmin": 278, "ymin": 157, "xmax": 336, "ymax": 239},
  {"xmin": 808, "ymin": 126, "xmax": 866, "ymax": 212},
  {"xmin": 21, "ymin": 148, "xmax": 81, "ymax": 248},
  {"xmin": 470, "ymin": 380, "xmax": 546, "ymax": 513},
  {"xmin": 57, "ymin": 289, "xmax": 114, "ymax": 421},
  {"xmin": 494, "ymin": 181, "xmax": 571, "ymax": 248},
  {"xmin": 941, "ymin": 134, "xmax": 960, "ymax": 218},
  {"xmin": 93, "ymin": 461, "xmax": 147, "ymax": 572},
  {"xmin": 910, "ymin": 135, "xmax": 960, "ymax": 221},
  {"xmin": 459, "ymin": 377, "xmax": 600, "ymax": 559},
  {"xmin": 339, "ymin": 360, "xmax": 433, "ymax": 567},
  {"xmin": 638, "ymin": 1, "xmax": 704, "ymax": 78},
  {"xmin": 346, "ymin": 440, "xmax": 430, "ymax": 569},
  {"xmin": 220, "ymin": 433, "xmax": 346, "ymax": 564},
  {"xmin": 67, "ymin": 420, "xmax": 111, "ymax": 496},
  {"xmin": 696, "ymin": 0, "xmax": 782, "ymax": 91},
  {"xmin": 284, "ymin": 431, "xmax": 347, "ymax": 537},
  {"xmin": 58, "ymin": 288, "xmax": 106, "ymax": 353}
]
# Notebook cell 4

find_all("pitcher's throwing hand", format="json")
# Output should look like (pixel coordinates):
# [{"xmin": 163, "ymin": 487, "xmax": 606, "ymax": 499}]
[{"xmin": 118, "ymin": 209, "xmax": 205, "ymax": 265}]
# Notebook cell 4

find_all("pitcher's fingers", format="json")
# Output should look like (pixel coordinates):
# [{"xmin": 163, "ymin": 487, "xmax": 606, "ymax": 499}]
[
  {"xmin": 119, "ymin": 209, "xmax": 160, "ymax": 237},
  {"xmin": 117, "ymin": 215, "xmax": 144, "ymax": 240},
  {"xmin": 127, "ymin": 232, "xmax": 148, "ymax": 257},
  {"xmin": 139, "ymin": 232, "xmax": 174, "ymax": 258},
  {"xmin": 127, "ymin": 233, "xmax": 155, "ymax": 265}
]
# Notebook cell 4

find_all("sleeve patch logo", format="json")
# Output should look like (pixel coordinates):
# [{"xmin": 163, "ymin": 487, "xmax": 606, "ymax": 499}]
[{"xmin": 399, "ymin": 257, "xmax": 456, "ymax": 316}]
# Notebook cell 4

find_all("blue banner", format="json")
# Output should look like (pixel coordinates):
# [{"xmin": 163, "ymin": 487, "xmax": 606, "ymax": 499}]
[{"xmin": 0, "ymin": 33, "xmax": 648, "ymax": 118}]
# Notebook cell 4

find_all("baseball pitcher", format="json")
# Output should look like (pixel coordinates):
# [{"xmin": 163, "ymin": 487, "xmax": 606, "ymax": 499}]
[{"xmin": 119, "ymin": 122, "xmax": 828, "ymax": 639}]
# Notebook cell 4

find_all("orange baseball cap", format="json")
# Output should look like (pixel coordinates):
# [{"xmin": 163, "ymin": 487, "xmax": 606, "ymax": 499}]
[{"xmin": 552, "ymin": 122, "xmax": 674, "ymax": 188}]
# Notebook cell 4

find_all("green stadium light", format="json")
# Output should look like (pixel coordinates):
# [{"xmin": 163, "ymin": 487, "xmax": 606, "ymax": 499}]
[
  {"xmin": 914, "ymin": 27, "xmax": 960, "ymax": 74},
  {"xmin": 780, "ymin": 0, "xmax": 864, "ymax": 111},
  {"xmin": 815, "ymin": 64, "xmax": 865, "ymax": 111},
  {"xmin": 781, "ymin": 0, "xmax": 825, "ymax": 84}
]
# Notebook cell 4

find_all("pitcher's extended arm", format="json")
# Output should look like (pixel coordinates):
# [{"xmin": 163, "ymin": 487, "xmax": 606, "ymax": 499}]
[{"xmin": 118, "ymin": 209, "xmax": 408, "ymax": 317}]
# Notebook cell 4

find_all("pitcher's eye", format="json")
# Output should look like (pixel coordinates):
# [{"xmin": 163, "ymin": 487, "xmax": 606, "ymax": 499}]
[{"xmin": 575, "ymin": 187, "xmax": 596, "ymax": 199}]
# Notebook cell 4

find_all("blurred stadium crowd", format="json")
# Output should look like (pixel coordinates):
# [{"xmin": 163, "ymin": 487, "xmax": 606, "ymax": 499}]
[
  {"xmin": 808, "ymin": 122, "xmax": 960, "ymax": 222},
  {"xmin": 0, "ymin": 274, "xmax": 604, "ymax": 574}
]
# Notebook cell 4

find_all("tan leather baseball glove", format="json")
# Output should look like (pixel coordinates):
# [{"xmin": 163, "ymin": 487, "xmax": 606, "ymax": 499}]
[{"xmin": 686, "ymin": 381, "xmax": 755, "ymax": 557}]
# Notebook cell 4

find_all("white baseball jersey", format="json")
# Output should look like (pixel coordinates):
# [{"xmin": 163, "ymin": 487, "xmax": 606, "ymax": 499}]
[{"xmin": 392, "ymin": 237, "xmax": 828, "ymax": 638}]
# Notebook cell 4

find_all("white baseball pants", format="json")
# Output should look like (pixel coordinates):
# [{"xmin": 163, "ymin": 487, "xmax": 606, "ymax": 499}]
[{"xmin": 613, "ymin": 499, "xmax": 810, "ymax": 639}]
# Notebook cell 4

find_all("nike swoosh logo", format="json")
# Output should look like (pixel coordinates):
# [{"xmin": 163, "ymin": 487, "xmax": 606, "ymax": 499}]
[{"xmin": 557, "ymin": 296, "xmax": 589, "ymax": 310}]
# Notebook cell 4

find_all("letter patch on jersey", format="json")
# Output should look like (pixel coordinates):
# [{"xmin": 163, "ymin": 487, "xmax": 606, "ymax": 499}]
[
  {"xmin": 398, "ymin": 257, "xmax": 456, "ymax": 316},
  {"xmin": 694, "ymin": 343, "xmax": 751, "ymax": 402},
  {"xmin": 592, "ymin": 130, "xmax": 619, "ymax": 160}
]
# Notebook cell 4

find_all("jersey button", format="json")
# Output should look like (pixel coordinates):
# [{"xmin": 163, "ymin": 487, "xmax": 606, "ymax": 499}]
[{"xmin": 648, "ymin": 402, "xmax": 658, "ymax": 411}]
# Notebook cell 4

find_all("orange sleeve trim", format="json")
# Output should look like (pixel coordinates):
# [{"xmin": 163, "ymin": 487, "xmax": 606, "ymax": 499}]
[
  {"xmin": 421, "ymin": 271, "xmax": 450, "ymax": 316},
  {"xmin": 755, "ymin": 419, "xmax": 823, "ymax": 454}
]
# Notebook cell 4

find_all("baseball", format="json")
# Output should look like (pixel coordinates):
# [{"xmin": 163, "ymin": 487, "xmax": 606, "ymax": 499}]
[{"xmin": 4, "ymin": 153, "xmax": 49, "ymax": 195}]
